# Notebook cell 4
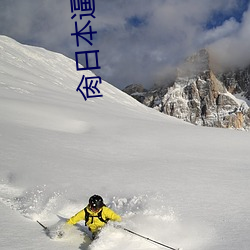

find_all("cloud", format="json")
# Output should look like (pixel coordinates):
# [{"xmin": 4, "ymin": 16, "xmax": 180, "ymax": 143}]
[
  {"xmin": 200, "ymin": 18, "xmax": 240, "ymax": 45},
  {"xmin": 0, "ymin": 0, "xmax": 249, "ymax": 89},
  {"xmin": 0, "ymin": 0, "xmax": 71, "ymax": 48},
  {"xmin": 209, "ymin": 3, "xmax": 250, "ymax": 68},
  {"xmin": 93, "ymin": 0, "xmax": 249, "ymax": 88}
]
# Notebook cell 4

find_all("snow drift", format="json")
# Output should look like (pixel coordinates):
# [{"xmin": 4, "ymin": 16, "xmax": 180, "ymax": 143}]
[{"xmin": 0, "ymin": 36, "xmax": 250, "ymax": 250}]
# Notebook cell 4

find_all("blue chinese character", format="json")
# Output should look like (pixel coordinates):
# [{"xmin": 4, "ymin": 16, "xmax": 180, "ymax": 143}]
[
  {"xmin": 71, "ymin": 20, "xmax": 97, "ymax": 46},
  {"xmin": 70, "ymin": 0, "xmax": 96, "ymax": 19},
  {"xmin": 75, "ymin": 50, "xmax": 101, "ymax": 71},
  {"xmin": 76, "ymin": 75, "xmax": 103, "ymax": 100}
]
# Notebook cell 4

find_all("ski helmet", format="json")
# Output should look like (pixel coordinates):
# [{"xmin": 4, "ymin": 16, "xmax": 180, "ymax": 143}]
[{"xmin": 89, "ymin": 195, "xmax": 104, "ymax": 210}]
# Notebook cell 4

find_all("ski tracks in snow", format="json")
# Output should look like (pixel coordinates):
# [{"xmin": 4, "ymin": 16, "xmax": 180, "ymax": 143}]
[
  {"xmin": 0, "ymin": 180, "xmax": 64, "ymax": 221},
  {"xmin": 0, "ymin": 184, "xmax": 181, "ymax": 249},
  {"xmin": 0, "ymin": 183, "xmax": 210, "ymax": 250}
]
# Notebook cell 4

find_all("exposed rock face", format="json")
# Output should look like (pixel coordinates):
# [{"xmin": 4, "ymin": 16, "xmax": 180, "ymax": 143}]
[
  {"xmin": 123, "ymin": 84, "xmax": 147, "ymax": 103},
  {"xmin": 217, "ymin": 66, "xmax": 250, "ymax": 99},
  {"xmin": 123, "ymin": 84, "xmax": 146, "ymax": 95},
  {"xmin": 123, "ymin": 49, "xmax": 250, "ymax": 130}
]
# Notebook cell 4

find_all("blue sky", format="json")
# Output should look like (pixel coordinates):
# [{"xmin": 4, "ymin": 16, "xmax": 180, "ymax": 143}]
[
  {"xmin": 0, "ymin": 0, "xmax": 249, "ymax": 89},
  {"xmin": 206, "ymin": 0, "xmax": 249, "ymax": 28}
]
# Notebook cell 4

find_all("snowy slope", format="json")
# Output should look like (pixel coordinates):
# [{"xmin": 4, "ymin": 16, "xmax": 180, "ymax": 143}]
[{"xmin": 0, "ymin": 36, "xmax": 250, "ymax": 250}]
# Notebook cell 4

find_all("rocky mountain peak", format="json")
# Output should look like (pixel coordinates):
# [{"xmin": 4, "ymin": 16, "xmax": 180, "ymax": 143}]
[
  {"xmin": 177, "ymin": 49, "xmax": 210, "ymax": 78},
  {"xmin": 123, "ymin": 49, "xmax": 250, "ymax": 130}
]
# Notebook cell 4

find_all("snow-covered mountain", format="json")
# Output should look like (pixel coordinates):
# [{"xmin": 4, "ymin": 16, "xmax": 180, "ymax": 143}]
[
  {"xmin": 124, "ymin": 49, "xmax": 250, "ymax": 130},
  {"xmin": 1, "ymin": 36, "xmax": 250, "ymax": 250}
]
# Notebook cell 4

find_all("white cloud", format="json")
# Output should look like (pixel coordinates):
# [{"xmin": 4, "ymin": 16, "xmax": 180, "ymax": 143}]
[
  {"xmin": 209, "ymin": 5, "xmax": 250, "ymax": 68},
  {"xmin": 93, "ymin": 0, "xmax": 247, "ymax": 87},
  {"xmin": 200, "ymin": 17, "xmax": 240, "ymax": 45},
  {"xmin": 0, "ymin": 0, "xmax": 249, "ymax": 88}
]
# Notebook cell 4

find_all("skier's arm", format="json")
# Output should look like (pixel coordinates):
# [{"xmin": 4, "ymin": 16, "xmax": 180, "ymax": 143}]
[
  {"xmin": 67, "ymin": 209, "xmax": 85, "ymax": 225},
  {"xmin": 104, "ymin": 207, "xmax": 122, "ymax": 222}
]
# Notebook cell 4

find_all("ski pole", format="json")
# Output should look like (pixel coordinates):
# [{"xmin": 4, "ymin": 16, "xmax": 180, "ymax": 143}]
[
  {"xmin": 37, "ymin": 220, "xmax": 48, "ymax": 231},
  {"xmin": 122, "ymin": 227, "xmax": 180, "ymax": 250}
]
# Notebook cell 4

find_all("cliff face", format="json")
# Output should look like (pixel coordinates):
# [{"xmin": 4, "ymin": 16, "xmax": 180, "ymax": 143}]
[
  {"xmin": 123, "ymin": 49, "xmax": 250, "ymax": 130},
  {"xmin": 218, "ymin": 66, "xmax": 250, "ymax": 99}
]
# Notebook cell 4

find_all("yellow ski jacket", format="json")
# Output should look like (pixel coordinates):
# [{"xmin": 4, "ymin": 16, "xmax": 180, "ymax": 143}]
[{"xmin": 67, "ymin": 206, "xmax": 121, "ymax": 233}]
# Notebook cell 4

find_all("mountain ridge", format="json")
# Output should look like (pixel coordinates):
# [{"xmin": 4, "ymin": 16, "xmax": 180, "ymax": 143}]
[{"xmin": 123, "ymin": 49, "xmax": 250, "ymax": 130}]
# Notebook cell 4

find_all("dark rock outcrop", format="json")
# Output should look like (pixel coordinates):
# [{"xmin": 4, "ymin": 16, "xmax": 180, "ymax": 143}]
[{"xmin": 123, "ymin": 49, "xmax": 250, "ymax": 130}]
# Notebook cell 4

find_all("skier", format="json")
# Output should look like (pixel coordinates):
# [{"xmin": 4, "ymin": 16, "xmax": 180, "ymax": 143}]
[{"xmin": 66, "ymin": 194, "xmax": 122, "ymax": 239}]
